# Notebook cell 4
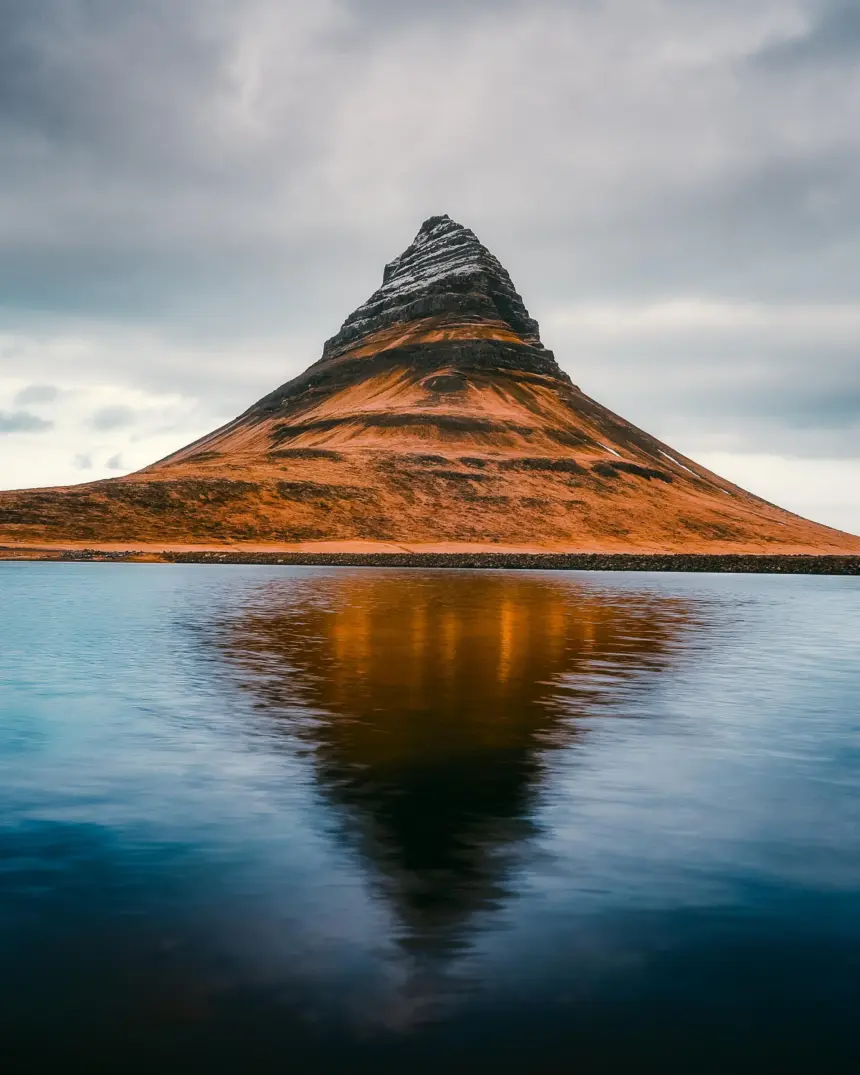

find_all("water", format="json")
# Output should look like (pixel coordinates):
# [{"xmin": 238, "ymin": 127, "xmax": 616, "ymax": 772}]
[{"xmin": 1, "ymin": 564, "xmax": 859, "ymax": 1073}]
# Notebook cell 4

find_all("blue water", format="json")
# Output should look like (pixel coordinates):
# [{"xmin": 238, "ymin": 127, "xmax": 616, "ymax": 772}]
[{"xmin": 1, "ymin": 564, "xmax": 859, "ymax": 1073}]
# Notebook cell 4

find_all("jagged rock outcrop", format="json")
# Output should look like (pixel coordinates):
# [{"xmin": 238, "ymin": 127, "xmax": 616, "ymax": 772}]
[
  {"xmin": 323, "ymin": 214, "xmax": 544, "ymax": 357},
  {"xmin": 1, "ymin": 215, "xmax": 858, "ymax": 555}
]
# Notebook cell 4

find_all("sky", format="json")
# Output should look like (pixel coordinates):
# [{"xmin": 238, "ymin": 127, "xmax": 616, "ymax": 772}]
[{"xmin": 0, "ymin": 0, "xmax": 858, "ymax": 533}]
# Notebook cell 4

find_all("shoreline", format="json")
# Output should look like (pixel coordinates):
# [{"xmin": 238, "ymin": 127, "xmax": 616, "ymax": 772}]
[{"xmin": 2, "ymin": 546, "xmax": 860, "ymax": 574}]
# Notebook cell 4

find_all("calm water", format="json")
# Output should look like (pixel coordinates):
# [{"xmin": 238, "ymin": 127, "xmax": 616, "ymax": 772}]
[{"xmin": 1, "ymin": 565, "xmax": 859, "ymax": 1073}]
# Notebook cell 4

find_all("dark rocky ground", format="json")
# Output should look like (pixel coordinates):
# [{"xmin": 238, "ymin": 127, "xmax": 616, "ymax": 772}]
[{"xmin": 5, "ymin": 547, "xmax": 859, "ymax": 574}]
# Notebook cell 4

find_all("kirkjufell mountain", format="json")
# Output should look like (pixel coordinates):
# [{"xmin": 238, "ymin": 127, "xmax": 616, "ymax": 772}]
[{"xmin": 2, "ymin": 214, "xmax": 858, "ymax": 554}]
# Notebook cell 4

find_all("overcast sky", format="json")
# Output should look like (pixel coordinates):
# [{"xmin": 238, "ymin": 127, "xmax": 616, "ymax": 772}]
[{"xmin": 1, "ymin": 0, "xmax": 858, "ymax": 531}]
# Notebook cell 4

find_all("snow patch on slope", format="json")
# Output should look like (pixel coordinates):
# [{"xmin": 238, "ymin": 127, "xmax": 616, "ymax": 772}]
[{"xmin": 659, "ymin": 449, "xmax": 698, "ymax": 476}]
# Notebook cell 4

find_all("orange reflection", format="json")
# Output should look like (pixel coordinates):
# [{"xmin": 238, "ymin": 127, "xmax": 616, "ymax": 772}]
[{"xmin": 219, "ymin": 570, "xmax": 701, "ymax": 958}]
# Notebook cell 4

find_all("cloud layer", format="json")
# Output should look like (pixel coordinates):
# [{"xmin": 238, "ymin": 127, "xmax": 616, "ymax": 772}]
[
  {"xmin": 0, "ymin": 411, "xmax": 53, "ymax": 433},
  {"xmin": 1, "ymin": 0, "xmax": 858, "ymax": 529}
]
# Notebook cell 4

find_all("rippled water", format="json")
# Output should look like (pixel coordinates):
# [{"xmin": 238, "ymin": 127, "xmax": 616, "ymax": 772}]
[{"xmin": 1, "ymin": 564, "xmax": 859, "ymax": 1073}]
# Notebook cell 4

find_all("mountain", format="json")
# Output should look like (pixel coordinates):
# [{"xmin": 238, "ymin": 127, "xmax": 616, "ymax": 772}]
[{"xmin": 1, "ymin": 213, "xmax": 858, "ymax": 554}]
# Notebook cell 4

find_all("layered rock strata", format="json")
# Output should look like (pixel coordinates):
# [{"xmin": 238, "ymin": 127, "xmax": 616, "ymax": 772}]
[{"xmin": 323, "ymin": 214, "xmax": 544, "ymax": 357}]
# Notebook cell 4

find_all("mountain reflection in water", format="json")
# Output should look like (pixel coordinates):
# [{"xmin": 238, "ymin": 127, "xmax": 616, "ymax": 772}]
[{"xmin": 217, "ymin": 571, "xmax": 700, "ymax": 963}]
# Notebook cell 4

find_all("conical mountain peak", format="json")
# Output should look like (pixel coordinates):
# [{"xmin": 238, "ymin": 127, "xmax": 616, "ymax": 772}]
[
  {"xmin": 323, "ymin": 215, "xmax": 543, "ymax": 358},
  {"xmin": 2, "ymin": 213, "xmax": 858, "ymax": 558}
]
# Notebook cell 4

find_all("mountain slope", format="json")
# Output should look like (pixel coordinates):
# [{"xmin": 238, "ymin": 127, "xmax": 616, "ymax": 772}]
[{"xmin": 1, "ymin": 214, "xmax": 858, "ymax": 554}]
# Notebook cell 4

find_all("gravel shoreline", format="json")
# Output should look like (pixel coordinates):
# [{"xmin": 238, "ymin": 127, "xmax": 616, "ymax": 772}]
[{"xmin": 6, "ymin": 548, "xmax": 860, "ymax": 574}]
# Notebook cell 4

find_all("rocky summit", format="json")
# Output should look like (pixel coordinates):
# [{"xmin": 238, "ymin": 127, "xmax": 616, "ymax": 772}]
[
  {"xmin": 1, "ymin": 215, "xmax": 859, "ymax": 555},
  {"xmin": 323, "ymin": 213, "xmax": 544, "ymax": 356}
]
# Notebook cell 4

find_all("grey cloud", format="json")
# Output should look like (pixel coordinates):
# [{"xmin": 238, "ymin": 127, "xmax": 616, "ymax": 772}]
[
  {"xmin": 106, "ymin": 453, "xmax": 124, "ymax": 470},
  {"xmin": 337, "ymin": 0, "xmax": 534, "ymax": 33},
  {"xmin": 0, "ymin": 410, "xmax": 54, "ymax": 433},
  {"xmin": 0, "ymin": 1, "xmax": 235, "ymax": 156},
  {"xmin": 73, "ymin": 453, "xmax": 93, "ymax": 470},
  {"xmin": 759, "ymin": 0, "xmax": 860, "ymax": 66},
  {"xmin": 3, "ymin": 1, "xmax": 855, "ymax": 307},
  {"xmin": 90, "ymin": 405, "xmax": 136, "ymax": 430},
  {"xmin": 557, "ymin": 330, "xmax": 860, "ymax": 459},
  {"xmin": 14, "ymin": 384, "xmax": 60, "ymax": 405}
]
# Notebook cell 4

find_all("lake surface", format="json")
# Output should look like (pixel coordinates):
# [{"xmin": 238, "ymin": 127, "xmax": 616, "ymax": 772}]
[{"xmin": 1, "ymin": 564, "xmax": 859, "ymax": 1073}]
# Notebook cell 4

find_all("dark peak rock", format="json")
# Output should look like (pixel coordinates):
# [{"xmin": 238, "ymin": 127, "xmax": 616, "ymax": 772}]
[{"xmin": 323, "ymin": 215, "xmax": 544, "ymax": 358}]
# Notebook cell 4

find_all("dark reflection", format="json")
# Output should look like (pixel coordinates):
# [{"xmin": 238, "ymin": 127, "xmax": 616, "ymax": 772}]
[{"xmin": 218, "ymin": 571, "xmax": 701, "ymax": 963}]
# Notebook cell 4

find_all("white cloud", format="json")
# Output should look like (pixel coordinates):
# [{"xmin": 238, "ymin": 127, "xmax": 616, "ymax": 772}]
[
  {"xmin": 545, "ymin": 301, "xmax": 860, "ymax": 341},
  {"xmin": 695, "ymin": 452, "xmax": 860, "ymax": 535},
  {"xmin": 0, "ymin": 357, "xmax": 212, "ymax": 490}
]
